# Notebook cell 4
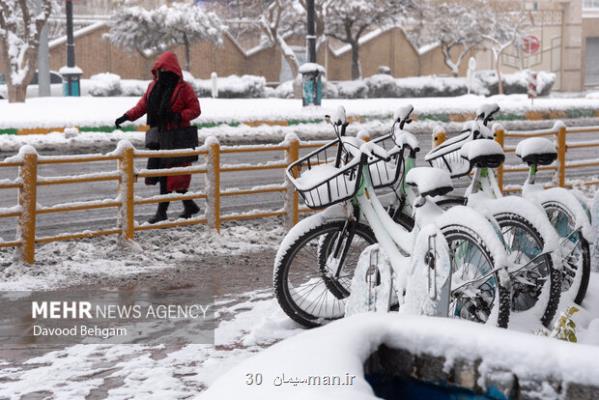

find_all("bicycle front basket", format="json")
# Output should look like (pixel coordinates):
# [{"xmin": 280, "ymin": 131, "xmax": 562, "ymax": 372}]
[
  {"xmin": 368, "ymin": 134, "xmax": 403, "ymax": 189},
  {"xmin": 287, "ymin": 139, "xmax": 362, "ymax": 209},
  {"xmin": 424, "ymin": 131, "xmax": 472, "ymax": 178}
]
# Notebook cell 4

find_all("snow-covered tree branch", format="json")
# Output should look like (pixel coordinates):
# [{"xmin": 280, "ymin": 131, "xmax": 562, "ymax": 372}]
[
  {"xmin": 0, "ymin": 0, "xmax": 57, "ymax": 102},
  {"xmin": 105, "ymin": 3, "xmax": 227, "ymax": 72},
  {"xmin": 158, "ymin": 3, "xmax": 227, "ymax": 72},
  {"xmin": 482, "ymin": 5, "xmax": 531, "ymax": 94},
  {"xmin": 323, "ymin": 0, "xmax": 411, "ymax": 79},
  {"xmin": 259, "ymin": 0, "xmax": 304, "ymax": 79},
  {"xmin": 421, "ymin": 0, "xmax": 491, "ymax": 77}
]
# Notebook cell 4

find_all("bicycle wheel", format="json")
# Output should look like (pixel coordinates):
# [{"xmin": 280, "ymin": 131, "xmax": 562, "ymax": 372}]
[
  {"xmin": 273, "ymin": 220, "xmax": 375, "ymax": 328},
  {"xmin": 437, "ymin": 198, "xmax": 560, "ymax": 326},
  {"xmin": 441, "ymin": 225, "xmax": 510, "ymax": 328},
  {"xmin": 543, "ymin": 201, "xmax": 591, "ymax": 305},
  {"xmin": 494, "ymin": 213, "xmax": 559, "ymax": 327}
]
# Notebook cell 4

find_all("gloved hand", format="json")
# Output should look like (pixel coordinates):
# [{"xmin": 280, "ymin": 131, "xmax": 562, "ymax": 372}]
[{"xmin": 115, "ymin": 115, "xmax": 128, "ymax": 129}]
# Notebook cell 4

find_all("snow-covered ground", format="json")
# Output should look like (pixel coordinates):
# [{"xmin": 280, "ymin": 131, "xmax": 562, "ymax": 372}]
[
  {"xmin": 2, "ymin": 272, "xmax": 598, "ymax": 399},
  {"xmin": 0, "ymin": 289, "xmax": 303, "ymax": 399},
  {"xmin": 202, "ymin": 299, "xmax": 599, "ymax": 400},
  {"xmin": 0, "ymin": 212, "xmax": 598, "ymax": 399},
  {"xmin": 0, "ymin": 220, "xmax": 286, "ymax": 292},
  {"xmin": 1, "ymin": 94, "xmax": 599, "ymax": 130}
]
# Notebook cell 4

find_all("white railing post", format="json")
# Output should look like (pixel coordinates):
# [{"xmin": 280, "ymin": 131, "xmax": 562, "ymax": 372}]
[{"xmin": 211, "ymin": 72, "xmax": 218, "ymax": 98}]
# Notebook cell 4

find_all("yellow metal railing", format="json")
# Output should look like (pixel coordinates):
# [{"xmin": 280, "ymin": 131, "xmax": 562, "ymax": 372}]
[
  {"xmin": 432, "ymin": 122, "xmax": 599, "ymax": 193},
  {"xmin": 0, "ymin": 136, "xmax": 324, "ymax": 264}
]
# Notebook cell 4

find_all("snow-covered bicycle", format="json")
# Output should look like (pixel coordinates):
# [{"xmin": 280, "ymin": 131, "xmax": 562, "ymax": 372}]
[
  {"xmin": 273, "ymin": 106, "xmax": 511, "ymax": 328},
  {"xmin": 514, "ymin": 134, "xmax": 591, "ymax": 307},
  {"xmin": 426, "ymin": 104, "xmax": 588, "ymax": 326}
]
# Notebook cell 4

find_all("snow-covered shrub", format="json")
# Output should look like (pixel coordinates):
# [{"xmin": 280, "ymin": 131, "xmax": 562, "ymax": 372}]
[
  {"xmin": 120, "ymin": 80, "xmax": 149, "ymax": 97},
  {"xmin": 88, "ymin": 73, "xmax": 122, "ymax": 96},
  {"xmin": 396, "ymin": 76, "xmax": 476, "ymax": 97},
  {"xmin": 365, "ymin": 74, "xmax": 398, "ymax": 97},
  {"xmin": 475, "ymin": 70, "xmax": 555, "ymax": 96},
  {"xmin": 195, "ymin": 75, "xmax": 266, "ymax": 98},
  {"xmin": 323, "ymin": 79, "xmax": 339, "ymax": 99},
  {"xmin": 334, "ymin": 80, "xmax": 369, "ymax": 98},
  {"xmin": 273, "ymin": 80, "xmax": 294, "ymax": 98}
]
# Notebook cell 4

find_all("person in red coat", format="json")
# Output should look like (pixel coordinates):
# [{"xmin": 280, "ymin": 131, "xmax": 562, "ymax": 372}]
[{"xmin": 115, "ymin": 51, "xmax": 201, "ymax": 223}]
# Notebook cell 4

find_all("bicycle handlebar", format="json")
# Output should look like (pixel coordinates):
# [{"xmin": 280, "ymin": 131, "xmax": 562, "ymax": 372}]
[{"xmin": 359, "ymin": 141, "xmax": 391, "ymax": 162}]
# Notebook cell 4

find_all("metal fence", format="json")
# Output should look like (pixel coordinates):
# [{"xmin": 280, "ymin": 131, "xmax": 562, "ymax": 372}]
[
  {"xmin": 433, "ymin": 121, "xmax": 599, "ymax": 192},
  {"xmin": 0, "ymin": 136, "xmax": 324, "ymax": 264},
  {"xmin": 2, "ymin": 122, "xmax": 598, "ymax": 264}
]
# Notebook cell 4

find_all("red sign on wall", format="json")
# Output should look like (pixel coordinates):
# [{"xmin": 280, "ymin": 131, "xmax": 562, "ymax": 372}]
[{"xmin": 522, "ymin": 35, "xmax": 541, "ymax": 54}]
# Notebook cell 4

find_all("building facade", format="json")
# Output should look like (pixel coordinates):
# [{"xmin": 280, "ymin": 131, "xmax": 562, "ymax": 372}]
[{"xmin": 2, "ymin": 0, "xmax": 598, "ymax": 91}]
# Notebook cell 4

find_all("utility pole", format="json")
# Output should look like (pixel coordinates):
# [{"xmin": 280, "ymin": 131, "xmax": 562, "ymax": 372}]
[
  {"xmin": 36, "ymin": 0, "xmax": 50, "ymax": 96},
  {"xmin": 60, "ymin": 0, "xmax": 81, "ymax": 96},
  {"xmin": 66, "ymin": 0, "xmax": 75, "ymax": 69},
  {"xmin": 306, "ymin": 0, "xmax": 316, "ymax": 63}
]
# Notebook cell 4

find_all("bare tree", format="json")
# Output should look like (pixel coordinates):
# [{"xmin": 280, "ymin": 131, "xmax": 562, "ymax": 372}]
[
  {"xmin": 323, "ymin": 0, "xmax": 410, "ymax": 80},
  {"xmin": 157, "ymin": 3, "xmax": 227, "ymax": 72},
  {"xmin": 0, "ymin": 0, "xmax": 56, "ymax": 102},
  {"xmin": 106, "ymin": 4, "xmax": 226, "ymax": 72},
  {"xmin": 483, "ymin": 5, "xmax": 532, "ymax": 94},
  {"xmin": 259, "ymin": 0, "xmax": 304, "ymax": 78},
  {"xmin": 422, "ymin": 0, "xmax": 492, "ymax": 77}
]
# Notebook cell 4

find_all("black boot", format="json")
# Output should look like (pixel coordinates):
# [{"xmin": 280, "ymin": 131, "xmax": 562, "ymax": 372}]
[
  {"xmin": 148, "ymin": 202, "xmax": 169, "ymax": 224},
  {"xmin": 179, "ymin": 200, "xmax": 200, "ymax": 219}
]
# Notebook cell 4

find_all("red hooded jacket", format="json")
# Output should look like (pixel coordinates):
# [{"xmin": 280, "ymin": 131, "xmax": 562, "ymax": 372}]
[
  {"xmin": 125, "ymin": 51, "xmax": 201, "ymax": 192},
  {"xmin": 125, "ymin": 51, "xmax": 201, "ymax": 129}
]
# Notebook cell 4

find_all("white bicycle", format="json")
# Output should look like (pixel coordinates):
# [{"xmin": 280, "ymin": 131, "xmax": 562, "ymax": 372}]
[
  {"xmin": 273, "ymin": 106, "xmax": 511, "ymax": 328},
  {"xmin": 515, "ymin": 135, "xmax": 592, "ymax": 307},
  {"xmin": 426, "ymin": 103, "xmax": 591, "ymax": 326}
]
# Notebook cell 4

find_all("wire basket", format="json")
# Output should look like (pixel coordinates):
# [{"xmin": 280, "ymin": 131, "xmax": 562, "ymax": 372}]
[
  {"xmin": 287, "ymin": 136, "xmax": 403, "ymax": 209},
  {"xmin": 424, "ymin": 131, "xmax": 472, "ymax": 178},
  {"xmin": 368, "ymin": 134, "xmax": 404, "ymax": 189},
  {"xmin": 287, "ymin": 139, "xmax": 363, "ymax": 209}
]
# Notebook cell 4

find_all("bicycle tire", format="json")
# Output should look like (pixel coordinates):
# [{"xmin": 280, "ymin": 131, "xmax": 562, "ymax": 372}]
[
  {"xmin": 441, "ymin": 225, "xmax": 510, "ymax": 329},
  {"xmin": 436, "ymin": 197, "xmax": 560, "ymax": 327},
  {"xmin": 494, "ymin": 213, "xmax": 560, "ymax": 327},
  {"xmin": 273, "ymin": 220, "xmax": 374, "ymax": 328},
  {"xmin": 542, "ymin": 200, "xmax": 591, "ymax": 305}
]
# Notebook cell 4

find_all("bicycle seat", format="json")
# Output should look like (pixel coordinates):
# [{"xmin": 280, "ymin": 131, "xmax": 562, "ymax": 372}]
[
  {"xmin": 405, "ymin": 167, "xmax": 453, "ymax": 197},
  {"xmin": 515, "ymin": 137, "xmax": 557, "ymax": 166},
  {"xmin": 460, "ymin": 139, "xmax": 505, "ymax": 168}
]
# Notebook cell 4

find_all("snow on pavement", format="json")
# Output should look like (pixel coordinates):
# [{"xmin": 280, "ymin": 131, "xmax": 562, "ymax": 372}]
[
  {"xmin": 0, "ymin": 290, "xmax": 304, "ymax": 400},
  {"xmin": 0, "ymin": 202, "xmax": 598, "ymax": 398},
  {"xmin": 0, "ymin": 220, "xmax": 286, "ymax": 292},
  {"xmin": 201, "ymin": 306, "xmax": 599, "ymax": 400}
]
